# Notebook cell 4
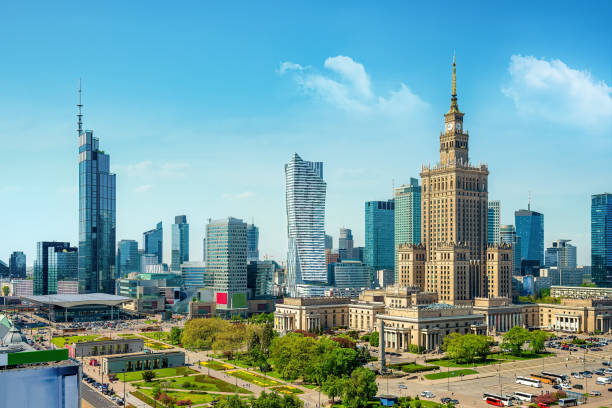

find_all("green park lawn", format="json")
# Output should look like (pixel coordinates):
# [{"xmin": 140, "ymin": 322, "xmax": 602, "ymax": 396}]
[
  {"xmin": 117, "ymin": 333, "xmax": 140, "ymax": 339},
  {"xmin": 224, "ymin": 357, "xmax": 254, "ymax": 369},
  {"xmin": 144, "ymin": 340, "xmax": 173, "ymax": 350},
  {"xmin": 141, "ymin": 331, "xmax": 171, "ymax": 342},
  {"xmin": 228, "ymin": 370, "xmax": 282, "ymax": 387},
  {"xmin": 490, "ymin": 352, "xmax": 552, "ymax": 361},
  {"xmin": 200, "ymin": 360, "xmax": 235, "ymax": 371},
  {"xmin": 138, "ymin": 388, "xmax": 217, "ymax": 405},
  {"xmin": 134, "ymin": 374, "xmax": 251, "ymax": 393},
  {"xmin": 424, "ymin": 369, "xmax": 478, "ymax": 380},
  {"xmin": 120, "ymin": 366, "xmax": 197, "ymax": 382},
  {"xmin": 270, "ymin": 385, "xmax": 304, "ymax": 395},
  {"xmin": 255, "ymin": 368, "xmax": 285, "ymax": 380},
  {"xmin": 429, "ymin": 351, "xmax": 552, "ymax": 368},
  {"xmin": 51, "ymin": 335, "xmax": 101, "ymax": 347}
]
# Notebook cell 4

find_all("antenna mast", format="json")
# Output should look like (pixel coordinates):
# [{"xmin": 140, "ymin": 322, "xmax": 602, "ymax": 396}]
[
  {"xmin": 77, "ymin": 79, "xmax": 83, "ymax": 136},
  {"xmin": 528, "ymin": 191, "xmax": 532, "ymax": 211}
]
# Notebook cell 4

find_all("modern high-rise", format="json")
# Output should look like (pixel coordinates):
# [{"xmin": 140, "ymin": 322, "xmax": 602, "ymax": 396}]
[
  {"xmin": 180, "ymin": 261, "xmax": 207, "ymax": 289},
  {"xmin": 515, "ymin": 206, "xmax": 544, "ymax": 266},
  {"xmin": 9, "ymin": 251, "xmax": 26, "ymax": 278},
  {"xmin": 339, "ymin": 228, "xmax": 354, "ymax": 252},
  {"xmin": 545, "ymin": 239, "xmax": 577, "ymax": 268},
  {"xmin": 117, "ymin": 240, "xmax": 139, "ymax": 277},
  {"xmin": 171, "ymin": 215, "xmax": 189, "ymax": 271},
  {"xmin": 592, "ymin": 193, "xmax": 612, "ymax": 287},
  {"xmin": 206, "ymin": 217, "xmax": 248, "ymax": 316},
  {"xmin": 285, "ymin": 153, "xmax": 327, "ymax": 297},
  {"xmin": 247, "ymin": 260, "xmax": 279, "ymax": 298},
  {"xmin": 246, "ymin": 223, "xmax": 259, "ymax": 263},
  {"xmin": 500, "ymin": 224, "xmax": 521, "ymax": 275},
  {"xmin": 394, "ymin": 178, "xmax": 421, "ymax": 281},
  {"xmin": 144, "ymin": 221, "xmax": 163, "ymax": 264},
  {"xmin": 325, "ymin": 234, "xmax": 333, "ymax": 250},
  {"xmin": 364, "ymin": 200, "xmax": 395, "ymax": 271},
  {"xmin": 0, "ymin": 260, "xmax": 8, "ymax": 278},
  {"xmin": 397, "ymin": 57, "xmax": 512, "ymax": 302},
  {"xmin": 34, "ymin": 241, "xmax": 76, "ymax": 295},
  {"xmin": 487, "ymin": 200, "xmax": 500, "ymax": 244},
  {"xmin": 48, "ymin": 246, "xmax": 78, "ymax": 295},
  {"xmin": 78, "ymin": 85, "xmax": 116, "ymax": 294}
]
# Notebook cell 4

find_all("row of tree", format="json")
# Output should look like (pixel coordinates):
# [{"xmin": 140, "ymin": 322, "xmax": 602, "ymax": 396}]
[{"xmin": 217, "ymin": 391, "xmax": 302, "ymax": 408}]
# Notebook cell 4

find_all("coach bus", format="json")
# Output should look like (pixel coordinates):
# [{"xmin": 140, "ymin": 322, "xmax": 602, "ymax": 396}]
[
  {"xmin": 513, "ymin": 392, "xmax": 534, "ymax": 402},
  {"xmin": 486, "ymin": 397, "xmax": 504, "ymax": 407},
  {"xmin": 516, "ymin": 376, "xmax": 542, "ymax": 388},
  {"xmin": 558, "ymin": 398, "xmax": 578, "ymax": 407},
  {"xmin": 529, "ymin": 373, "xmax": 556, "ymax": 384},
  {"xmin": 542, "ymin": 372, "xmax": 568, "ymax": 382},
  {"xmin": 482, "ymin": 393, "xmax": 513, "ymax": 406}
]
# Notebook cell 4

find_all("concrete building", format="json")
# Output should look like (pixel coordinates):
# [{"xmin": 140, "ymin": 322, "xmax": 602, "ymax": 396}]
[
  {"xmin": 375, "ymin": 269, "xmax": 395, "ymax": 288},
  {"xmin": 101, "ymin": 351, "xmax": 185, "ymax": 374},
  {"xmin": 487, "ymin": 200, "xmax": 500, "ymax": 244},
  {"xmin": 472, "ymin": 297, "xmax": 525, "ymax": 333},
  {"xmin": 551, "ymin": 285, "xmax": 612, "ymax": 299},
  {"xmin": 539, "ymin": 267, "xmax": 584, "ymax": 287},
  {"xmin": 536, "ymin": 299, "xmax": 612, "ymax": 333},
  {"xmin": 349, "ymin": 301, "xmax": 386, "ymax": 332},
  {"xmin": 12, "ymin": 279, "xmax": 33, "ymax": 297},
  {"xmin": 67, "ymin": 338, "xmax": 144, "ymax": 358},
  {"xmin": 274, "ymin": 297, "xmax": 351, "ymax": 332}
]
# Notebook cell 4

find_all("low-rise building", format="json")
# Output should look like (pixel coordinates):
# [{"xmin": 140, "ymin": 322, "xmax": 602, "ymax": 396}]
[
  {"xmin": 472, "ymin": 297, "xmax": 526, "ymax": 333},
  {"xmin": 274, "ymin": 297, "xmax": 351, "ymax": 332},
  {"xmin": 349, "ymin": 301, "xmax": 386, "ymax": 332},
  {"xmin": 102, "ymin": 350, "xmax": 185, "ymax": 374},
  {"xmin": 550, "ymin": 285, "xmax": 612, "ymax": 299},
  {"xmin": 67, "ymin": 338, "xmax": 144, "ymax": 358},
  {"xmin": 536, "ymin": 298, "xmax": 612, "ymax": 333}
]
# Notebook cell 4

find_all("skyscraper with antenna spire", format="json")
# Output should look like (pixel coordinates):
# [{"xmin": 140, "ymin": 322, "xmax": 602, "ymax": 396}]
[{"xmin": 77, "ymin": 81, "xmax": 116, "ymax": 294}]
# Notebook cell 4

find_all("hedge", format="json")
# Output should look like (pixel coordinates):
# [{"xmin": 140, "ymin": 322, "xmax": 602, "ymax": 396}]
[{"xmin": 389, "ymin": 363, "xmax": 439, "ymax": 373}]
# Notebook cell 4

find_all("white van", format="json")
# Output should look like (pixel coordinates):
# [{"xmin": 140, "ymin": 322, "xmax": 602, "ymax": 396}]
[{"xmin": 596, "ymin": 376, "xmax": 611, "ymax": 384}]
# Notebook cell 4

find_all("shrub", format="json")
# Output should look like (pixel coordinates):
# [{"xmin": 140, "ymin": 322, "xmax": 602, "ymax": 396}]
[
  {"xmin": 142, "ymin": 370, "xmax": 156, "ymax": 382},
  {"xmin": 177, "ymin": 400, "xmax": 193, "ymax": 406},
  {"xmin": 182, "ymin": 381, "xmax": 191, "ymax": 388}
]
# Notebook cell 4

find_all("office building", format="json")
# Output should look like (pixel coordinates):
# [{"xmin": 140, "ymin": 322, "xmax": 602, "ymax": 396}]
[
  {"xmin": 0, "ymin": 260, "xmax": 8, "ymax": 278},
  {"xmin": 143, "ymin": 221, "xmax": 163, "ymax": 264},
  {"xmin": 515, "ymin": 206, "xmax": 544, "ymax": 266},
  {"xmin": 339, "ymin": 228, "xmax": 353, "ymax": 253},
  {"xmin": 12, "ymin": 279, "xmax": 33, "ymax": 297},
  {"xmin": 247, "ymin": 260, "xmax": 279, "ymax": 298},
  {"xmin": 171, "ymin": 215, "xmax": 189, "ymax": 271},
  {"xmin": 48, "ymin": 246, "xmax": 78, "ymax": 295},
  {"xmin": 140, "ymin": 253, "xmax": 158, "ymax": 276},
  {"xmin": 117, "ymin": 240, "xmax": 139, "ymax": 277},
  {"xmin": 8, "ymin": 252, "xmax": 26, "ymax": 278},
  {"xmin": 180, "ymin": 261, "xmax": 207, "ymax": 289},
  {"xmin": 246, "ymin": 223, "xmax": 259, "ymax": 263},
  {"xmin": 592, "ymin": 193, "xmax": 612, "ymax": 287},
  {"xmin": 500, "ymin": 224, "xmax": 521, "ymax": 275},
  {"xmin": 487, "ymin": 200, "xmax": 500, "ymax": 244},
  {"xmin": 78, "ymin": 87, "xmax": 116, "ymax": 295},
  {"xmin": 551, "ymin": 285, "xmax": 612, "ymax": 299},
  {"xmin": 365, "ymin": 200, "xmax": 395, "ymax": 272},
  {"xmin": 325, "ymin": 234, "xmax": 333, "ymax": 250},
  {"xmin": 285, "ymin": 153, "xmax": 327, "ymax": 296},
  {"xmin": 545, "ymin": 239, "xmax": 577, "ymax": 268},
  {"xmin": 394, "ymin": 178, "xmax": 421, "ymax": 281},
  {"xmin": 34, "ymin": 242, "xmax": 74, "ymax": 296},
  {"xmin": 206, "ymin": 217, "xmax": 248, "ymax": 317},
  {"xmin": 333, "ymin": 260, "xmax": 371, "ymax": 291}
]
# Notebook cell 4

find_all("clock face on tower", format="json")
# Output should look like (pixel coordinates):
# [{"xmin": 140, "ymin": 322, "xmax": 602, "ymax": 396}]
[
  {"xmin": 456, "ymin": 122, "xmax": 462, "ymax": 131},
  {"xmin": 446, "ymin": 122, "xmax": 453, "ymax": 131}
]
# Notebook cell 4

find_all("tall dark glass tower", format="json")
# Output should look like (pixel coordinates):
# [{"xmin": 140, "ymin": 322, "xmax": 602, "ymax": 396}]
[
  {"xmin": 171, "ymin": 215, "xmax": 189, "ymax": 271},
  {"xmin": 592, "ymin": 193, "xmax": 612, "ymax": 287},
  {"xmin": 78, "ymin": 84, "xmax": 116, "ymax": 294},
  {"xmin": 144, "ymin": 221, "xmax": 163, "ymax": 264},
  {"xmin": 515, "ymin": 206, "xmax": 544, "ymax": 266}
]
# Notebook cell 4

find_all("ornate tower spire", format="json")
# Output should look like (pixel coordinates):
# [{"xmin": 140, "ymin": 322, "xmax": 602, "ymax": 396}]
[
  {"xmin": 449, "ymin": 55, "xmax": 461, "ymax": 114},
  {"xmin": 77, "ymin": 79, "xmax": 83, "ymax": 136}
]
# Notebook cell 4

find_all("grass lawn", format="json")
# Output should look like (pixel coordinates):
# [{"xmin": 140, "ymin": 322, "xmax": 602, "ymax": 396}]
[
  {"xmin": 228, "ymin": 370, "xmax": 282, "ymax": 387},
  {"xmin": 428, "ymin": 358, "xmax": 499, "ymax": 368},
  {"xmin": 302, "ymin": 383, "xmax": 319, "ymax": 390},
  {"xmin": 145, "ymin": 341, "xmax": 173, "ymax": 350},
  {"xmin": 120, "ymin": 366, "xmax": 197, "ymax": 382},
  {"xmin": 389, "ymin": 363, "xmax": 439, "ymax": 373},
  {"xmin": 270, "ymin": 385, "xmax": 304, "ymax": 395},
  {"xmin": 429, "ymin": 352, "xmax": 553, "ymax": 368},
  {"xmin": 200, "ymin": 360, "xmax": 235, "ymax": 371},
  {"xmin": 144, "ymin": 319, "xmax": 158, "ymax": 324},
  {"xmin": 117, "ymin": 333, "xmax": 140, "ymax": 339},
  {"xmin": 134, "ymin": 374, "xmax": 251, "ymax": 393},
  {"xmin": 139, "ymin": 388, "xmax": 217, "ymax": 405},
  {"xmin": 51, "ymin": 335, "xmax": 101, "ymax": 347},
  {"xmin": 255, "ymin": 368, "xmax": 285, "ymax": 380},
  {"xmin": 225, "ymin": 357, "xmax": 254, "ymax": 369},
  {"xmin": 490, "ymin": 352, "xmax": 553, "ymax": 361},
  {"xmin": 424, "ymin": 369, "xmax": 477, "ymax": 380},
  {"xmin": 141, "ymin": 331, "xmax": 171, "ymax": 342}
]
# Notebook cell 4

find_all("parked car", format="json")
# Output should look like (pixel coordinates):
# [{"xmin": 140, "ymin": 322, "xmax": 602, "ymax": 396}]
[
  {"xmin": 441, "ymin": 397, "xmax": 451, "ymax": 404},
  {"xmin": 537, "ymin": 403, "xmax": 550, "ymax": 408},
  {"xmin": 420, "ymin": 391, "xmax": 434, "ymax": 398},
  {"xmin": 572, "ymin": 384, "xmax": 583, "ymax": 390},
  {"xmin": 591, "ymin": 391, "xmax": 602, "ymax": 396}
]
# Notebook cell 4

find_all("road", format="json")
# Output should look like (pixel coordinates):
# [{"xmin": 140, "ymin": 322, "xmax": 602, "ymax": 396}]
[{"xmin": 81, "ymin": 383, "xmax": 117, "ymax": 408}]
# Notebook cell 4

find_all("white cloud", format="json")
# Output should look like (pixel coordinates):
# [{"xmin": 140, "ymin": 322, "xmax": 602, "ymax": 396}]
[
  {"xmin": 280, "ymin": 55, "xmax": 427, "ymax": 114},
  {"xmin": 503, "ymin": 55, "xmax": 612, "ymax": 131},
  {"xmin": 223, "ymin": 191, "xmax": 254, "ymax": 200}
]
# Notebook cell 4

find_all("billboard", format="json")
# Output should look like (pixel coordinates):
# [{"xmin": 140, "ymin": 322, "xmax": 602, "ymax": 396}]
[{"xmin": 216, "ymin": 292, "xmax": 228, "ymax": 305}]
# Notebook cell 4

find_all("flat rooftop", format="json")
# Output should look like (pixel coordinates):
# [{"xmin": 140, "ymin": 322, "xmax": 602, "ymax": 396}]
[{"xmin": 21, "ymin": 293, "xmax": 132, "ymax": 308}]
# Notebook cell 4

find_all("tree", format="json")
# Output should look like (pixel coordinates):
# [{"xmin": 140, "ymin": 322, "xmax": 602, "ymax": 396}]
[
  {"xmin": 217, "ymin": 395, "xmax": 249, "ymax": 408},
  {"xmin": 341, "ymin": 367, "xmax": 378, "ymax": 408},
  {"xmin": 142, "ymin": 370, "xmax": 156, "ymax": 382},
  {"xmin": 442, "ymin": 333, "xmax": 491, "ymax": 364},
  {"xmin": 213, "ymin": 323, "xmax": 247, "ymax": 359},
  {"xmin": 261, "ymin": 322, "xmax": 275, "ymax": 356},
  {"xmin": 322, "ymin": 376, "xmax": 344, "ymax": 402},
  {"xmin": 170, "ymin": 326, "xmax": 182, "ymax": 345},
  {"xmin": 181, "ymin": 318, "xmax": 233, "ymax": 350},
  {"xmin": 269, "ymin": 333, "xmax": 316, "ymax": 381},
  {"xmin": 251, "ymin": 391, "xmax": 303, "ymax": 408},
  {"xmin": 529, "ymin": 330, "xmax": 550, "ymax": 354},
  {"xmin": 501, "ymin": 326, "xmax": 530, "ymax": 356},
  {"xmin": 2, "ymin": 286, "xmax": 9, "ymax": 296},
  {"xmin": 369, "ymin": 331, "xmax": 379, "ymax": 347}
]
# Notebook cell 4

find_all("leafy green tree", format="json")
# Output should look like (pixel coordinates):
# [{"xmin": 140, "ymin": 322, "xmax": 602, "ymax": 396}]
[
  {"xmin": 501, "ymin": 326, "xmax": 530, "ymax": 356},
  {"xmin": 442, "ymin": 333, "xmax": 491, "ymax": 364},
  {"xmin": 322, "ymin": 376, "xmax": 344, "ymax": 403},
  {"xmin": 142, "ymin": 370, "xmax": 156, "ymax": 382},
  {"xmin": 269, "ymin": 333, "xmax": 316, "ymax": 380},
  {"xmin": 261, "ymin": 322, "xmax": 275, "ymax": 356},
  {"xmin": 170, "ymin": 326, "xmax": 182, "ymax": 345},
  {"xmin": 213, "ymin": 323, "xmax": 247, "ymax": 358},
  {"xmin": 217, "ymin": 395, "xmax": 249, "ymax": 408},
  {"xmin": 251, "ymin": 391, "xmax": 303, "ymax": 408},
  {"xmin": 529, "ymin": 330, "xmax": 550, "ymax": 354},
  {"xmin": 369, "ymin": 331, "xmax": 379, "ymax": 347},
  {"xmin": 341, "ymin": 367, "xmax": 378, "ymax": 408},
  {"xmin": 181, "ymin": 318, "xmax": 233, "ymax": 350},
  {"xmin": 2, "ymin": 286, "xmax": 9, "ymax": 296}
]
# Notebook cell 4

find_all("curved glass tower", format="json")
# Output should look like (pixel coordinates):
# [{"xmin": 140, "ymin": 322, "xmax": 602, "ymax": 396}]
[{"xmin": 285, "ymin": 153, "xmax": 327, "ymax": 297}]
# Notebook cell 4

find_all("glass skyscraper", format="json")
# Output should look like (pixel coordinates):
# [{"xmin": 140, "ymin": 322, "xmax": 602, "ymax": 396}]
[
  {"xmin": 285, "ymin": 153, "xmax": 327, "ymax": 297},
  {"xmin": 592, "ymin": 193, "xmax": 612, "ymax": 287},
  {"xmin": 364, "ymin": 200, "xmax": 395, "ymax": 271},
  {"xmin": 487, "ymin": 200, "xmax": 500, "ymax": 244},
  {"xmin": 246, "ymin": 223, "xmax": 259, "ymax": 263},
  {"xmin": 35, "ymin": 241, "xmax": 75, "ymax": 295},
  {"xmin": 394, "ymin": 178, "xmax": 421, "ymax": 280},
  {"xmin": 78, "ymin": 95, "xmax": 116, "ymax": 294},
  {"xmin": 9, "ymin": 251, "xmax": 26, "ymax": 278},
  {"xmin": 545, "ymin": 239, "xmax": 577, "ymax": 268},
  {"xmin": 117, "ymin": 239, "xmax": 139, "ymax": 277},
  {"xmin": 500, "ymin": 224, "xmax": 521, "ymax": 275},
  {"xmin": 515, "ymin": 207, "xmax": 544, "ymax": 265},
  {"xmin": 143, "ymin": 221, "xmax": 163, "ymax": 264},
  {"xmin": 171, "ymin": 215, "xmax": 189, "ymax": 271}
]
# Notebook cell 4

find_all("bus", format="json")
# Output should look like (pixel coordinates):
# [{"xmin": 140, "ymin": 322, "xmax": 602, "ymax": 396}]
[
  {"xmin": 541, "ymin": 372, "xmax": 568, "ymax": 382},
  {"xmin": 558, "ymin": 398, "xmax": 578, "ymax": 407},
  {"xmin": 529, "ymin": 374, "xmax": 556, "ymax": 384},
  {"xmin": 486, "ymin": 397, "xmax": 504, "ymax": 407},
  {"xmin": 516, "ymin": 376, "xmax": 542, "ymax": 388},
  {"xmin": 482, "ymin": 393, "xmax": 513, "ymax": 406},
  {"xmin": 513, "ymin": 392, "xmax": 534, "ymax": 402}
]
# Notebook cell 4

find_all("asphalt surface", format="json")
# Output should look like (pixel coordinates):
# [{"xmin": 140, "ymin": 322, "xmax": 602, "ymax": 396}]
[{"xmin": 81, "ymin": 383, "xmax": 117, "ymax": 408}]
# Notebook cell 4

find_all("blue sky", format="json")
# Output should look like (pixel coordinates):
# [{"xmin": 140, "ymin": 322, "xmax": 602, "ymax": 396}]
[{"xmin": 1, "ymin": 1, "xmax": 610, "ymax": 266}]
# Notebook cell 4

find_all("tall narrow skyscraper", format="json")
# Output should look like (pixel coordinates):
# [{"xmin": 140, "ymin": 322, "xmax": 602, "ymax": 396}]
[
  {"xmin": 515, "ymin": 206, "xmax": 544, "ymax": 266},
  {"xmin": 394, "ymin": 178, "xmax": 421, "ymax": 281},
  {"xmin": 285, "ymin": 153, "xmax": 327, "ymax": 297},
  {"xmin": 246, "ymin": 223, "xmax": 259, "ymax": 263},
  {"xmin": 364, "ymin": 200, "xmax": 395, "ymax": 271},
  {"xmin": 592, "ymin": 193, "xmax": 612, "ymax": 287},
  {"xmin": 144, "ymin": 221, "xmax": 163, "ymax": 264},
  {"xmin": 487, "ymin": 200, "xmax": 500, "ymax": 244},
  {"xmin": 77, "ymin": 84, "xmax": 116, "ymax": 294},
  {"xmin": 171, "ymin": 215, "xmax": 189, "ymax": 271}
]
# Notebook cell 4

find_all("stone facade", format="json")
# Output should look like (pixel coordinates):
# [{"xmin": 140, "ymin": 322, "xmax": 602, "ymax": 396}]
[
  {"xmin": 536, "ymin": 299, "xmax": 612, "ymax": 333},
  {"xmin": 102, "ymin": 351, "xmax": 185, "ymax": 375},
  {"xmin": 349, "ymin": 301, "xmax": 386, "ymax": 332},
  {"xmin": 274, "ymin": 297, "xmax": 350, "ymax": 332},
  {"xmin": 550, "ymin": 285, "xmax": 612, "ymax": 299},
  {"xmin": 67, "ymin": 338, "xmax": 143, "ymax": 358}
]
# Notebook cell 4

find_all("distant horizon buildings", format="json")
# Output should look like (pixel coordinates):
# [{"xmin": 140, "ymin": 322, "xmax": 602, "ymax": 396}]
[
  {"xmin": 117, "ymin": 239, "xmax": 139, "ymax": 277},
  {"xmin": 285, "ymin": 153, "xmax": 327, "ymax": 297},
  {"xmin": 488, "ymin": 200, "xmax": 500, "ymax": 244},
  {"xmin": 9, "ymin": 251, "xmax": 26, "ymax": 278},
  {"xmin": 592, "ymin": 193, "xmax": 612, "ymax": 287},
  {"xmin": 143, "ymin": 221, "xmax": 163, "ymax": 264},
  {"xmin": 171, "ymin": 215, "xmax": 189, "ymax": 271},
  {"xmin": 78, "ymin": 85, "xmax": 116, "ymax": 295},
  {"xmin": 545, "ymin": 239, "xmax": 577, "ymax": 269},
  {"xmin": 247, "ymin": 223, "xmax": 259, "ymax": 263}
]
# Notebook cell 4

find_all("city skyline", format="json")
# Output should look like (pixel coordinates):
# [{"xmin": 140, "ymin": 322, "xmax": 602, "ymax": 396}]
[{"xmin": 1, "ymin": 2, "xmax": 611, "ymax": 266}]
